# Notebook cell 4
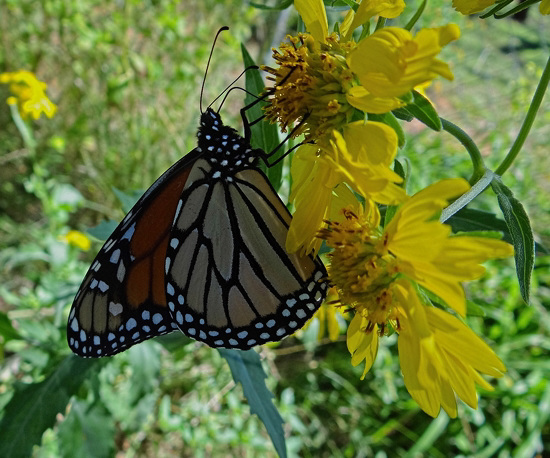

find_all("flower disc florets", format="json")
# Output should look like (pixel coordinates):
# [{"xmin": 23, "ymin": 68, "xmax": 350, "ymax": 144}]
[
  {"xmin": 319, "ymin": 205, "xmax": 401, "ymax": 334},
  {"xmin": 263, "ymin": 33, "xmax": 356, "ymax": 142}
]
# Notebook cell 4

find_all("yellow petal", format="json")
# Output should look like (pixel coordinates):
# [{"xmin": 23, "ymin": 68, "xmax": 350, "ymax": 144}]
[
  {"xmin": 295, "ymin": 0, "xmax": 328, "ymax": 43},
  {"xmin": 344, "ymin": 0, "xmax": 406, "ymax": 40},
  {"xmin": 426, "ymin": 307, "xmax": 507, "ymax": 376},
  {"xmin": 541, "ymin": 0, "xmax": 550, "ymax": 14},
  {"xmin": 346, "ymin": 87, "xmax": 405, "ymax": 113},
  {"xmin": 452, "ymin": 0, "xmax": 496, "ymax": 14}
]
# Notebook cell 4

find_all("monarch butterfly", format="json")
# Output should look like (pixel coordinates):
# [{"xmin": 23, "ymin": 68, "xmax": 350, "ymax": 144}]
[{"xmin": 67, "ymin": 35, "xmax": 328, "ymax": 358}]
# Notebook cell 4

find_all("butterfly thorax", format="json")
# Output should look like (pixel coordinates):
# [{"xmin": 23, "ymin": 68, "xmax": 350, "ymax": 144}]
[{"xmin": 197, "ymin": 108, "xmax": 260, "ymax": 172}]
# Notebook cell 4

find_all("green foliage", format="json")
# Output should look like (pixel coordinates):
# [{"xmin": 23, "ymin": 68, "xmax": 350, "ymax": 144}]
[
  {"xmin": 0, "ymin": 356, "xmax": 101, "ymax": 458},
  {"xmin": 219, "ymin": 349, "xmax": 287, "ymax": 458},
  {"xmin": 0, "ymin": 0, "xmax": 549, "ymax": 457}
]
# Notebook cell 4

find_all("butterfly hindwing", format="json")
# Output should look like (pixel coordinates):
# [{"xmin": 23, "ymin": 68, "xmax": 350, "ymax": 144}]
[
  {"xmin": 164, "ymin": 110, "xmax": 328, "ymax": 349},
  {"xmin": 67, "ymin": 150, "xmax": 201, "ymax": 357}
]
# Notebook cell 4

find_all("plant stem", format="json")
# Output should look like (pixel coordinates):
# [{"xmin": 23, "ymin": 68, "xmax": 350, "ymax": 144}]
[
  {"xmin": 496, "ymin": 55, "xmax": 550, "ymax": 176},
  {"xmin": 441, "ymin": 118, "xmax": 485, "ymax": 183},
  {"xmin": 9, "ymin": 104, "xmax": 36, "ymax": 150}
]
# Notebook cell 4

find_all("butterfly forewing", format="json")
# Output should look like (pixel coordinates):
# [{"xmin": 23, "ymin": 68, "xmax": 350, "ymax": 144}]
[
  {"xmin": 68, "ymin": 150, "xmax": 200, "ymax": 357},
  {"xmin": 164, "ymin": 110, "xmax": 328, "ymax": 349}
]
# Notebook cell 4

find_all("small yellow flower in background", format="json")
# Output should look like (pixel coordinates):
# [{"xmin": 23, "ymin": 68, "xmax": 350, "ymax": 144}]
[
  {"xmin": 320, "ymin": 179, "xmax": 514, "ymax": 417},
  {"xmin": 0, "ymin": 70, "xmax": 57, "ymax": 120},
  {"xmin": 59, "ymin": 230, "xmax": 91, "ymax": 251},
  {"xmin": 286, "ymin": 121, "xmax": 407, "ymax": 255},
  {"xmin": 540, "ymin": 0, "xmax": 550, "ymax": 14}
]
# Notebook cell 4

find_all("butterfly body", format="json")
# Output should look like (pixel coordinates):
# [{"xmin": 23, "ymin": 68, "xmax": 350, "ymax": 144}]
[{"xmin": 68, "ymin": 108, "xmax": 328, "ymax": 357}]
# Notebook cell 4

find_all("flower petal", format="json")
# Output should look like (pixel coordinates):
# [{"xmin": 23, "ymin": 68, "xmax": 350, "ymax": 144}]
[{"xmin": 295, "ymin": 0, "xmax": 328, "ymax": 43}]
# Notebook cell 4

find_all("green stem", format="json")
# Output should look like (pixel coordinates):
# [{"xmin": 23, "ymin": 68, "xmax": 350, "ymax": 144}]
[
  {"xmin": 375, "ymin": 17, "xmax": 386, "ymax": 31},
  {"xmin": 496, "ymin": 54, "xmax": 550, "ymax": 176},
  {"xmin": 404, "ymin": 0, "xmax": 427, "ymax": 31},
  {"xmin": 441, "ymin": 118, "xmax": 485, "ymax": 183},
  {"xmin": 9, "ymin": 104, "xmax": 36, "ymax": 150}
]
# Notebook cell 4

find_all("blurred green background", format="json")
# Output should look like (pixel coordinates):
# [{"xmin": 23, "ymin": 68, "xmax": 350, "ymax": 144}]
[{"xmin": 0, "ymin": 0, "xmax": 549, "ymax": 456}]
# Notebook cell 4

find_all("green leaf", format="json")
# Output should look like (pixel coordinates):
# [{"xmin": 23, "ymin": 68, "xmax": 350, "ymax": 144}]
[
  {"xmin": 392, "ymin": 90, "xmax": 442, "ymax": 131},
  {"xmin": 87, "ymin": 220, "xmax": 117, "ymax": 241},
  {"xmin": 0, "ymin": 311, "xmax": 21, "ymax": 342},
  {"xmin": 447, "ymin": 207, "xmax": 547, "ymax": 254},
  {"xmin": 219, "ymin": 348, "xmax": 287, "ymax": 458},
  {"xmin": 0, "ymin": 356, "xmax": 102, "ymax": 458},
  {"xmin": 466, "ymin": 300, "xmax": 487, "ymax": 317},
  {"xmin": 491, "ymin": 177, "xmax": 534, "ymax": 304},
  {"xmin": 241, "ymin": 44, "xmax": 282, "ymax": 191},
  {"xmin": 58, "ymin": 400, "xmax": 115, "ymax": 458},
  {"xmin": 112, "ymin": 187, "xmax": 143, "ymax": 213}
]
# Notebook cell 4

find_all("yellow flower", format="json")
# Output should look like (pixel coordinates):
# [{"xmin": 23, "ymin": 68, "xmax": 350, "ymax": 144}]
[
  {"xmin": 263, "ymin": 33, "xmax": 357, "ymax": 141},
  {"xmin": 395, "ymin": 279, "xmax": 506, "ymax": 418},
  {"xmin": 0, "ymin": 70, "xmax": 57, "ymax": 120},
  {"xmin": 286, "ymin": 121, "xmax": 407, "ymax": 255},
  {"xmin": 346, "ymin": 25, "xmax": 460, "ymax": 113},
  {"xmin": 541, "ymin": 0, "xmax": 550, "ymax": 14},
  {"xmin": 265, "ymin": 1, "xmax": 459, "ymax": 138},
  {"xmin": 381, "ymin": 179, "xmax": 514, "ymax": 316},
  {"xmin": 320, "ymin": 181, "xmax": 513, "ymax": 416},
  {"xmin": 59, "ymin": 230, "xmax": 91, "ymax": 251}
]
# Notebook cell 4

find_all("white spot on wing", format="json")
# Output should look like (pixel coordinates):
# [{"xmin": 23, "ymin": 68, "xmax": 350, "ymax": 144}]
[
  {"xmin": 117, "ymin": 260, "xmax": 126, "ymax": 282},
  {"xmin": 110, "ymin": 249, "xmax": 121, "ymax": 264},
  {"xmin": 109, "ymin": 302, "xmax": 123, "ymax": 316},
  {"xmin": 98, "ymin": 281, "xmax": 109, "ymax": 292},
  {"xmin": 126, "ymin": 318, "xmax": 137, "ymax": 330},
  {"xmin": 121, "ymin": 223, "xmax": 136, "ymax": 241}
]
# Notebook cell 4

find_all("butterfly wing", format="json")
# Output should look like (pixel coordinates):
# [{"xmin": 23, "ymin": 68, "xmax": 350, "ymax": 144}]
[
  {"xmin": 68, "ymin": 149, "xmax": 202, "ymax": 357},
  {"xmin": 164, "ymin": 159, "xmax": 328, "ymax": 349}
]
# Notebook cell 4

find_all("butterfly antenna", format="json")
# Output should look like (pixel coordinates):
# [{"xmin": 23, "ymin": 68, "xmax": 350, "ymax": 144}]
[
  {"xmin": 200, "ymin": 26, "xmax": 229, "ymax": 113},
  {"xmin": 208, "ymin": 66, "xmax": 260, "ymax": 111}
]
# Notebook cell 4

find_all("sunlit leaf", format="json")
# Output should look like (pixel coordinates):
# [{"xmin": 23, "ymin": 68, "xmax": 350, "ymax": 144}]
[{"xmin": 492, "ymin": 177, "xmax": 534, "ymax": 304}]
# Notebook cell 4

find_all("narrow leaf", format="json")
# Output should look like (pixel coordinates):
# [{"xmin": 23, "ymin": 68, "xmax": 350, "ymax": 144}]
[
  {"xmin": 241, "ymin": 44, "xmax": 283, "ymax": 190},
  {"xmin": 219, "ymin": 348, "xmax": 287, "ymax": 458},
  {"xmin": 492, "ymin": 177, "xmax": 534, "ymax": 304},
  {"xmin": 0, "ymin": 356, "xmax": 102, "ymax": 458}
]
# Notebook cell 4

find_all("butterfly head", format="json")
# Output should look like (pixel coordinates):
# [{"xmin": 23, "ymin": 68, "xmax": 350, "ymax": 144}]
[{"xmin": 197, "ymin": 108, "xmax": 260, "ymax": 171}]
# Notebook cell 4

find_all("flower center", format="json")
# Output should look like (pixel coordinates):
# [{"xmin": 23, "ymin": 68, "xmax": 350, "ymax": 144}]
[
  {"xmin": 319, "ymin": 207, "xmax": 401, "ymax": 334},
  {"xmin": 263, "ymin": 33, "xmax": 357, "ymax": 141}
]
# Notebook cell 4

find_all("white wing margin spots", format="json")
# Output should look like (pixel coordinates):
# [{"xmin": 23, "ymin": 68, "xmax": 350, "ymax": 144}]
[
  {"xmin": 67, "ymin": 150, "xmax": 202, "ymax": 358},
  {"xmin": 165, "ymin": 167, "xmax": 329, "ymax": 350}
]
